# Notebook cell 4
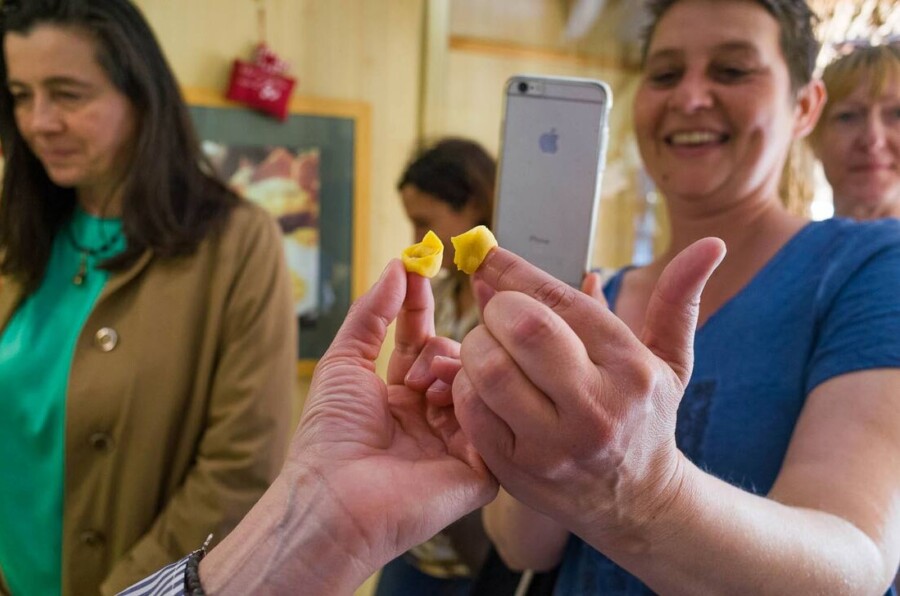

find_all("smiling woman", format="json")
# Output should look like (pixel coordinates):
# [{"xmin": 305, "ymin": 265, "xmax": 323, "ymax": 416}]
[
  {"xmin": 478, "ymin": 1, "xmax": 900, "ymax": 594},
  {"xmin": 0, "ymin": 1, "xmax": 295, "ymax": 595}
]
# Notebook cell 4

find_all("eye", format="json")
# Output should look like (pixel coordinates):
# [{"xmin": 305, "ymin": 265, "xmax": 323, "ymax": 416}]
[
  {"xmin": 712, "ymin": 65, "xmax": 751, "ymax": 83},
  {"xmin": 51, "ymin": 90, "xmax": 83, "ymax": 103},
  {"xmin": 646, "ymin": 68, "xmax": 681, "ymax": 87},
  {"xmin": 8, "ymin": 89, "xmax": 31, "ymax": 105},
  {"xmin": 832, "ymin": 109, "xmax": 861, "ymax": 124}
]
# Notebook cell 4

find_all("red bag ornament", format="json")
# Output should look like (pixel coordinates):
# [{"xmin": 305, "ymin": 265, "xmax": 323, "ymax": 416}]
[{"xmin": 226, "ymin": 43, "xmax": 296, "ymax": 120}]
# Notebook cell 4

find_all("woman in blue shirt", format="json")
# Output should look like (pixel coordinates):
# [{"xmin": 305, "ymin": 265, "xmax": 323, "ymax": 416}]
[{"xmin": 468, "ymin": 0, "xmax": 900, "ymax": 594}]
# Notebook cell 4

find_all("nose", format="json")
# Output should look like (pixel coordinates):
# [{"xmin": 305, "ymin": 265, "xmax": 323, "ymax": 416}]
[
  {"xmin": 20, "ymin": 94, "xmax": 64, "ymax": 135},
  {"xmin": 667, "ymin": 71, "xmax": 714, "ymax": 113},
  {"xmin": 860, "ymin": 111, "xmax": 888, "ymax": 150}
]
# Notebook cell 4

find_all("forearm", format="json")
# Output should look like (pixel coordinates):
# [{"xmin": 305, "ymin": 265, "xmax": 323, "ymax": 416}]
[
  {"xmin": 591, "ymin": 458, "xmax": 893, "ymax": 595},
  {"xmin": 199, "ymin": 468, "xmax": 375, "ymax": 596},
  {"xmin": 484, "ymin": 488, "xmax": 569, "ymax": 571}
]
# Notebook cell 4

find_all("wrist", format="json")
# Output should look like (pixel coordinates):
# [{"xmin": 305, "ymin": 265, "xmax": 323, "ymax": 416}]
[
  {"xmin": 199, "ymin": 465, "xmax": 374, "ymax": 595},
  {"xmin": 580, "ymin": 447, "xmax": 700, "ymax": 558}
]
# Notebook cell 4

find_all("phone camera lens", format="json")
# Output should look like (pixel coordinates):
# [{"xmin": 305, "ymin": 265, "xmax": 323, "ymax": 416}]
[{"xmin": 517, "ymin": 81, "xmax": 528, "ymax": 94}]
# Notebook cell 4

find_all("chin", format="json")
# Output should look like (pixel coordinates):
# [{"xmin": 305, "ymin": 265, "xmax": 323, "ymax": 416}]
[{"xmin": 43, "ymin": 169, "xmax": 83, "ymax": 189}]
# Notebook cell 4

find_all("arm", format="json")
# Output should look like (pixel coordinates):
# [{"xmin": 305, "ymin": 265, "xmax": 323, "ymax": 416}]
[
  {"xmin": 104, "ymin": 210, "xmax": 295, "ymax": 591},
  {"xmin": 455, "ymin": 242, "xmax": 900, "ymax": 594},
  {"xmin": 483, "ymin": 489, "xmax": 569, "ymax": 571},
  {"xmin": 601, "ymin": 369, "xmax": 900, "ymax": 594}
]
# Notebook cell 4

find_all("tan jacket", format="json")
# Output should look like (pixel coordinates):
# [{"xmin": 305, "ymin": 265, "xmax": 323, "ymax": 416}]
[{"xmin": 0, "ymin": 202, "xmax": 295, "ymax": 595}]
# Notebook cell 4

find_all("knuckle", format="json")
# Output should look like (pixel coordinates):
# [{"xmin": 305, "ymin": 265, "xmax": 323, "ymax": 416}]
[
  {"xmin": 475, "ymin": 346, "xmax": 518, "ymax": 394},
  {"xmin": 507, "ymin": 306, "xmax": 560, "ymax": 348},
  {"xmin": 534, "ymin": 280, "xmax": 577, "ymax": 313}
]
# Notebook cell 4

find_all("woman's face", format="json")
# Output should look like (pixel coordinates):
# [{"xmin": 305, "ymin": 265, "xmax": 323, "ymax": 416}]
[
  {"xmin": 5, "ymin": 25, "xmax": 137, "ymax": 205},
  {"xmin": 400, "ymin": 184, "xmax": 483, "ymax": 270},
  {"xmin": 634, "ymin": 0, "xmax": 814, "ymax": 207},
  {"xmin": 814, "ymin": 75, "xmax": 900, "ymax": 219}
]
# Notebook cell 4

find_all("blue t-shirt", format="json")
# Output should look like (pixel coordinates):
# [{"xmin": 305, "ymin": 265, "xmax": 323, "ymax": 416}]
[{"xmin": 555, "ymin": 218, "xmax": 900, "ymax": 595}]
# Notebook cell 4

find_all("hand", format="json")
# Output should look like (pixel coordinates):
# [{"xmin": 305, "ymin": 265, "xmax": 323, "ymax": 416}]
[
  {"xmin": 452, "ymin": 241, "xmax": 724, "ymax": 551},
  {"xmin": 288, "ymin": 259, "xmax": 498, "ymax": 563}
]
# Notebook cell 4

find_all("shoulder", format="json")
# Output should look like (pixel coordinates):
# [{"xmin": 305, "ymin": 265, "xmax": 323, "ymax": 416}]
[
  {"xmin": 803, "ymin": 217, "xmax": 900, "ymax": 257},
  {"xmin": 207, "ymin": 200, "xmax": 283, "ymax": 258},
  {"xmin": 221, "ymin": 200, "xmax": 281, "ymax": 239}
]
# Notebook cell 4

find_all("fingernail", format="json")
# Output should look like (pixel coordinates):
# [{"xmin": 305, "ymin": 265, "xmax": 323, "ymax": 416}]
[
  {"xmin": 378, "ymin": 261, "xmax": 393, "ymax": 283},
  {"xmin": 430, "ymin": 379, "xmax": 451, "ymax": 394},
  {"xmin": 406, "ymin": 358, "xmax": 430, "ymax": 384}
]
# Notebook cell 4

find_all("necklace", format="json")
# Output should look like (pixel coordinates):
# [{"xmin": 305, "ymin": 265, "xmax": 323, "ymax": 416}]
[{"xmin": 65, "ymin": 226, "xmax": 123, "ymax": 286}]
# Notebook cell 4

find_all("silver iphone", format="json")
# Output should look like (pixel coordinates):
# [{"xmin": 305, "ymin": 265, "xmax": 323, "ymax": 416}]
[{"xmin": 494, "ymin": 75, "xmax": 612, "ymax": 287}]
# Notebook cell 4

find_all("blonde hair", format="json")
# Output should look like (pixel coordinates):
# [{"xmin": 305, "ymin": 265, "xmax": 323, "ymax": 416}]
[{"xmin": 812, "ymin": 44, "xmax": 900, "ymax": 145}]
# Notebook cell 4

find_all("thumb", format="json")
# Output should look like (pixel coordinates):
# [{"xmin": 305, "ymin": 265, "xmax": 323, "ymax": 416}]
[
  {"xmin": 316, "ymin": 259, "xmax": 408, "ymax": 372},
  {"xmin": 641, "ymin": 238, "xmax": 726, "ymax": 386}
]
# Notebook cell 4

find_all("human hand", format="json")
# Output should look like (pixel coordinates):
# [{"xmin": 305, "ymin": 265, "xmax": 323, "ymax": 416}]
[
  {"xmin": 451, "ymin": 241, "xmax": 724, "ymax": 551},
  {"xmin": 287, "ymin": 259, "xmax": 497, "ymax": 565}
]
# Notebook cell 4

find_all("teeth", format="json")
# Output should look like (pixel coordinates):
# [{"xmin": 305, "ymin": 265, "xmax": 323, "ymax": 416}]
[{"xmin": 670, "ymin": 131, "xmax": 721, "ymax": 145}]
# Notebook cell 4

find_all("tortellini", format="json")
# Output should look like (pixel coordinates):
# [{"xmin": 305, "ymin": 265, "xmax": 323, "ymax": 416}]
[{"xmin": 401, "ymin": 230, "xmax": 444, "ymax": 278}]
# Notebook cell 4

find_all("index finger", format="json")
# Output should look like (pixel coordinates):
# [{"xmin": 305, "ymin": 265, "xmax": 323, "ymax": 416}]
[{"xmin": 474, "ymin": 248, "xmax": 633, "ymax": 356}]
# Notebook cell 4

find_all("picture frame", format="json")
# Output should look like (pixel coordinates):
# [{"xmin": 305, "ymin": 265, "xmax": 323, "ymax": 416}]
[{"xmin": 183, "ymin": 87, "xmax": 370, "ymax": 377}]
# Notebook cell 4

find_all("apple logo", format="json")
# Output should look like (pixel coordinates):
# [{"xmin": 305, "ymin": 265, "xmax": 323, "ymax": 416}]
[{"xmin": 539, "ymin": 128, "xmax": 558, "ymax": 154}]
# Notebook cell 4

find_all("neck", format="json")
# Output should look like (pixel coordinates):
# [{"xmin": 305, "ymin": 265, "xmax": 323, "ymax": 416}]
[
  {"xmin": 657, "ymin": 186, "xmax": 802, "ymax": 266},
  {"xmin": 76, "ymin": 181, "xmax": 124, "ymax": 217},
  {"xmin": 834, "ymin": 197, "xmax": 900, "ymax": 221}
]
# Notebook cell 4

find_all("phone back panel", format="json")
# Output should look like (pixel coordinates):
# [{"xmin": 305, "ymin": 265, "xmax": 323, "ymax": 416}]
[{"xmin": 494, "ymin": 76, "xmax": 611, "ymax": 287}]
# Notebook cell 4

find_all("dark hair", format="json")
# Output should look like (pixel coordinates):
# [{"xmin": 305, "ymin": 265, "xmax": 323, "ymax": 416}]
[
  {"xmin": 397, "ymin": 138, "xmax": 496, "ymax": 227},
  {"xmin": 0, "ymin": 0, "xmax": 238, "ymax": 292},
  {"xmin": 641, "ymin": 0, "xmax": 820, "ymax": 93}
]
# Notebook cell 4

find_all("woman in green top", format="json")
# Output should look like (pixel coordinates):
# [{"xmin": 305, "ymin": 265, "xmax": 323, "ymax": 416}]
[{"xmin": 0, "ymin": 0, "xmax": 295, "ymax": 594}]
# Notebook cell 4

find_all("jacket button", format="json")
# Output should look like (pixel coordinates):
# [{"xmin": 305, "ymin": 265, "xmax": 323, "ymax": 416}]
[
  {"xmin": 79, "ymin": 530, "xmax": 105, "ymax": 548},
  {"xmin": 89, "ymin": 432, "xmax": 114, "ymax": 453},
  {"xmin": 94, "ymin": 328, "xmax": 118, "ymax": 352}
]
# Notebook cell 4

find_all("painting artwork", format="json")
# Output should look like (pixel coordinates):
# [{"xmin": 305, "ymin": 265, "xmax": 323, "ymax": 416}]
[
  {"xmin": 185, "ymin": 88, "xmax": 369, "ymax": 372},
  {"xmin": 202, "ymin": 142, "xmax": 322, "ymax": 319}
]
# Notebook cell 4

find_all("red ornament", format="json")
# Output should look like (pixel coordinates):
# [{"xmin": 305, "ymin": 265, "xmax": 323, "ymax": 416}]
[{"xmin": 226, "ymin": 43, "xmax": 296, "ymax": 120}]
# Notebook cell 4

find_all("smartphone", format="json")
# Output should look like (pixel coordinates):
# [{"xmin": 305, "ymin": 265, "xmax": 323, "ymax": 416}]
[{"xmin": 494, "ymin": 75, "xmax": 612, "ymax": 287}]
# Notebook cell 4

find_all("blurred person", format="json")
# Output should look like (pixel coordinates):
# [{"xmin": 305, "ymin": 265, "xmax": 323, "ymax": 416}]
[
  {"xmin": 810, "ymin": 43, "xmax": 900, "ymax": 220},
  {"xmin": 459, "ymin": 0, "xmax": 900, "ymax": 594},
  {"xmin": 375, "ymin": 138, "xmax": 496, "ymax": 595},
  {"xmin": 0, "ymin": 0, "xmax": 294, "ymax": 594},
  {"xmin": 810, "ymin": 40, "xmax": 900, "ymax": 594}
]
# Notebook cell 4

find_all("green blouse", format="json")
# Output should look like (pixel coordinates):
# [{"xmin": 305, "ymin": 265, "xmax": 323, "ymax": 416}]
[{"xmin": 0, "ymin": 208, "xmax": 124, "ymax": 595}]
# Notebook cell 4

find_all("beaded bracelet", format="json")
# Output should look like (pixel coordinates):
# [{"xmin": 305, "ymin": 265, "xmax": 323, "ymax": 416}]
[{"xmin": 185, "ymin": 534, "xmax": 214, "ymax": 596}]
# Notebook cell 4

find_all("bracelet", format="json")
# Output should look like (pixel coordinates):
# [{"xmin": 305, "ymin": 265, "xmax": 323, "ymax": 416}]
[{"xmin": 185, "ymin": 534, "xmax": 214, "ymax": 596}]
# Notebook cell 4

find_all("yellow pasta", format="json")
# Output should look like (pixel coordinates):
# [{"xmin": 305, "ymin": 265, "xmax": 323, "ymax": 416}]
[
  {"xmin": 451, "ymin": 225, "xmax": 498, "ymax": 274},
  {"xmin": 401, "ymin": 230, "xmax": 444, "ymax": 278}
]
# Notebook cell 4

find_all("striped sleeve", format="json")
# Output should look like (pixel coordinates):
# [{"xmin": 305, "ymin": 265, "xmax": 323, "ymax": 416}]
[{"xmin": 115, "ymin": 556, "xmax": 187, "ymax": 596}]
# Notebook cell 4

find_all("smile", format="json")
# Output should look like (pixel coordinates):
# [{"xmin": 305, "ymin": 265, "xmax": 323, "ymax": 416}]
[{"xmin": 666, "ymin": 131, "xmax": 729, "ymax": 146}]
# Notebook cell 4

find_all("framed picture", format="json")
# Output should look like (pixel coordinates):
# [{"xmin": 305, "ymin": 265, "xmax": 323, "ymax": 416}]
[{"xmin": 183, "ymin": 88, "xmax": 370, "ymax": 377}]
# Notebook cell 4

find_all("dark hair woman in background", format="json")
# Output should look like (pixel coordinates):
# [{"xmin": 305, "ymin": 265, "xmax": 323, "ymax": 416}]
[
  {"xmin": 375, "ymin": 137, "xmax": 495, "ymax": 596},
  {"xmin": 0, "ymin": 0, "xmax": 294, "ymax": 593}
]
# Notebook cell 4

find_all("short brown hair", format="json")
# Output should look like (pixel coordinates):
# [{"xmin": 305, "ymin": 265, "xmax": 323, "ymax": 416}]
[{"xmin": 642, "ymin": 0, "xmax": 820, "ymax": 93}]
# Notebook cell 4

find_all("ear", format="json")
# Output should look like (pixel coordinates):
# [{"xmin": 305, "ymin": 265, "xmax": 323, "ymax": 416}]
[{"xmin": 792, "ymin": 79, "xmax": 827, "ymax": 140}]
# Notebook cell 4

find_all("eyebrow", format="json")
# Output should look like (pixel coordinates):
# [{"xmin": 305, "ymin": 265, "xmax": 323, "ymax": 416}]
[
  {"xmin": 7, "ymin": 76, "xmax": 94, "ymax": 89},
  {"xmin": 646, "ymin": 41, "xmax": 762, "ymax": 63}
]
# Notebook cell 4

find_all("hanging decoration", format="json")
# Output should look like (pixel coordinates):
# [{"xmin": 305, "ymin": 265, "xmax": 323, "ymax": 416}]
[
  {"xmin": 225, "ymin": 0, "xmax": 296, "ymax": 120},
  {"xmin": 811, "ymin": 0, "xmax": 900, "ymax": 72}
]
